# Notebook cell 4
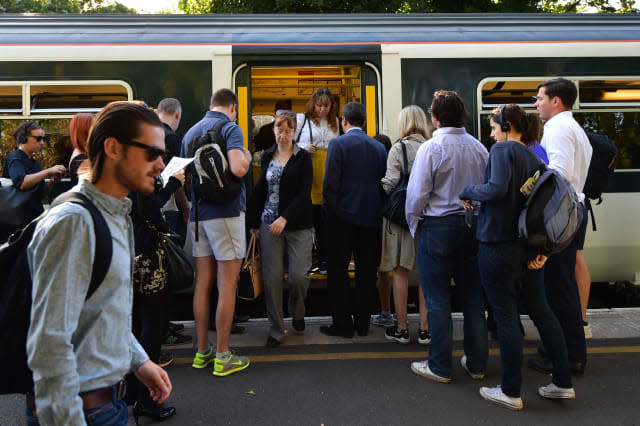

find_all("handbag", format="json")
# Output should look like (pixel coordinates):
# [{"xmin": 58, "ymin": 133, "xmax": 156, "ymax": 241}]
[
  {"xmin": 237, "ymin": 232, "xmax": 263, "ymax": 301},
  {"xmin": 134, "ymin": 223, "xmax": 194, "ymax": 295},
  {"xmin": 381, "ymin": 141, "xmax": 410, "ymax": 228},
  {"xmin": 0, "ymin": 179, "xmax": 39, "ymax": 228}
]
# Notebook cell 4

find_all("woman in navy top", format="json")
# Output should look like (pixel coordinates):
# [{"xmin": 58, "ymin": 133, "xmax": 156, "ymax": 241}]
[
  {"xmin": 459, "ymin": 105, "xmax": 575, "ymax": 409},
  {"xmin": 1, "ymin": 121, "xmax": 66, "ymax": 242}
]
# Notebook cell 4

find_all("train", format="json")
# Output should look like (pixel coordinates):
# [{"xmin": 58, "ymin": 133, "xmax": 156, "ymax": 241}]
[{"xmin": 1, "ymin": 13, "xmax": 639, "ymax": 283}]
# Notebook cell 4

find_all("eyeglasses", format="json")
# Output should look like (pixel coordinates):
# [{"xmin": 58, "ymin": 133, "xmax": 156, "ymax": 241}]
[
  {"xmin": 29, "ymin": 135, "xmax": 46, "ymax": 142},
  {"xmin": 117, "ymin": 138, "xmax": 169, "ymax": 162},
  {"xmin": 275, "ymin": 128, "xmax": 295, "ymax": 136}
]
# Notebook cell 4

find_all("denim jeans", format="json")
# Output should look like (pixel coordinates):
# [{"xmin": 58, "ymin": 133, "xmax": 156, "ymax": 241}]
[
  {"xmin": 26, "ymin": 396, "xmax": 128, "ymax": 426},
  {"xmin": 479, "ymin": 241, "xmax": 572, "ymax": 398},
  {"xmin": 417, "ymin": 215, "xmax": 488, "ymax": 378}
]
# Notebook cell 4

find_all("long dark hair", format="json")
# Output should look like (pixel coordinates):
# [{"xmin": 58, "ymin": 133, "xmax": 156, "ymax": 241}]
[
  {"xmin": 304, "ymin": 88, "xmax": 339, "ymax": 133},
  {"xmin": 491, "ymin": 104, "xmax": 541, "ymax": 146}
]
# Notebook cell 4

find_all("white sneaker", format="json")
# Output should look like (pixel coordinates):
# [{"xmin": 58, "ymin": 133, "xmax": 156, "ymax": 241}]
[
  {"xmin": 461, "ymin": 355, "xmax": 485, "ymax": 379},
  {"xmin": 538, "ymin": 383, "xmax": 576, "ymax": 399},
  {"xmin": 584, "ymin": 323, "xmax": 592, "ymax": 339},
  {"xmin": 411, "ymin": 360, "xmax": 452, "ymax": 383},
  {"xmin": 479, "ymin": 385, "xmax": 523, "ymax": 410}
]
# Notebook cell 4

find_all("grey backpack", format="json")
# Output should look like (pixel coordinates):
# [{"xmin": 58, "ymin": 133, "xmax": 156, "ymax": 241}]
[{"xmin": 518, "ymin": 165, "xmax": 583, "ymax": 254}]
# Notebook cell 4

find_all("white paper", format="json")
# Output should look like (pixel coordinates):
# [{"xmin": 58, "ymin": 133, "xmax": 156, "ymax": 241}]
[{"xmin": 161, "ymin": 157, "xmax": 194, "ymax": 187}]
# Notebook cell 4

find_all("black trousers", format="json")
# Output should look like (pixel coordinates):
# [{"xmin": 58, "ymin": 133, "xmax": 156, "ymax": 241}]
[
  {"xmin": 326, "ymin": 215, "xmax": 381, "ymax": 333},
  {"xmin": 543, "ymin": 234, "xmax": 587, "ymax": 364},
  {"xmin": 313, "ymin": 205, "xmax": 327, "ymax": 264},
  {"xmin": 126, "ymin": 291, "xmax": 170, "ymax": 406}
]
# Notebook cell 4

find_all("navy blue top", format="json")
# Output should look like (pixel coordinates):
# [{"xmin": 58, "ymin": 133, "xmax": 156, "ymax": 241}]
[
  {"xmin": 3, "ymin": 149, "xmax": 45, "ymax": 221},
  {"xmin": 180, "ymin": 111, "xmax": 246, "ymax": 220},
  {"xmin": 459, "ymin": 141, "xmax": 544, "ymax": 243},
  {"xmin": 322, "ymin": 128, "xmax": 387, "ymax": 227}
]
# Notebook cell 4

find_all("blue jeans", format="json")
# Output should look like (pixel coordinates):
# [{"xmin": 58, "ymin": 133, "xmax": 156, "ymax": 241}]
[
  {"xmin": 417, "ymin": 215, "xmax": 488, "ymax": 378},
  {"xmin": 26, "ymin": 393, "xmax": 128, "ymax": 426},
  {"xmin": 479, "ymin": 241, "xmax": 572, "ymax": 398}
]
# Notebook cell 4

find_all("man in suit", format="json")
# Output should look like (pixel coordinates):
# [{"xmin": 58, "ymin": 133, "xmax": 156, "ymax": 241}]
[{"xmin": 320, "ymin": 102, "xmax": 387, "ymax": 338}]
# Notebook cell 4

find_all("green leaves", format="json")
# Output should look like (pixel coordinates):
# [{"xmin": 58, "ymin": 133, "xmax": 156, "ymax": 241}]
[{"xmin": 0, "ymin": 0, "xmax": 136, "ymax": 14}]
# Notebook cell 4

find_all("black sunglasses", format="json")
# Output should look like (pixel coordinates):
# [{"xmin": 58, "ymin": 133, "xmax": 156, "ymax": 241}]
[
  {"xmin": 117, "ymin": 138, "xmax": 169, "ymax": 162},
  {"xmin": 29, "ymin": 135, "xmax": 46, "ymax": 142}
]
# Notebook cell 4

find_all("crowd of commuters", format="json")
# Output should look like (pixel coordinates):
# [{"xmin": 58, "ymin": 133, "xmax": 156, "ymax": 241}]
[{"xmin": 4, "ymin": 76, "xmax": 597, "ymax": 424}]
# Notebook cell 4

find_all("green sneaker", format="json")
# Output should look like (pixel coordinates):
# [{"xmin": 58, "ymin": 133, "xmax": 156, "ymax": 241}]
[
  {"xmin": 192, "ymin": 347, "xmax": 215, "ymax": 369},
  {"xmin": 213, "ymin": 351, "xmax": 250, "ymax": 377}
]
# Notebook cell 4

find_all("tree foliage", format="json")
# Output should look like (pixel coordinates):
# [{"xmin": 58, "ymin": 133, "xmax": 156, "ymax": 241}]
[
  {"xmin": 0, "ymin": 0, "xmax": 136, "ymax": 13},
  {"xmin": 177, "ymin": 0, "xmax": 637, "ymax": 14}
]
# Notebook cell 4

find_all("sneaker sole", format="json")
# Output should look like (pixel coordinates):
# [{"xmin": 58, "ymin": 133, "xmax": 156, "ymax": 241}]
[
  {"xmin": 479, "ymin": 389, "xmax": 523, "ymax": 411},
  {"xmin": 385, "ymin": 334, "xmax": 410, "ymax": 344},
  {"xmin": 410, "ymin": 364, "xmax": 452, "ymax": 383},
  {"xmin": 191, "ymin": 358, "xmax": 215, "ymax": 369},
  {"xmin": 213, "ymin": 360, "xmax": 251, "ymax": 377},
  {"xmin": 538, "ymin": 389, "xmax": 576, "ymax": 399},
  {"xmin": 417, "ymin": 338, "xmax": 431, "ymax": 345}
]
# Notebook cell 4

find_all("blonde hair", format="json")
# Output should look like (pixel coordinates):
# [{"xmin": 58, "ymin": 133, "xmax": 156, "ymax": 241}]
[{"xmin": 398, "ymin": 105, "xmax": 429, "ymax": 139}]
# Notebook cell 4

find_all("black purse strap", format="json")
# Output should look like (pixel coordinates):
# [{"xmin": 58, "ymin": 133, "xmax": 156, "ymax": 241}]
[{"xmin": 400, "ymin": 140, "xmax": 409, "ymax": 177}]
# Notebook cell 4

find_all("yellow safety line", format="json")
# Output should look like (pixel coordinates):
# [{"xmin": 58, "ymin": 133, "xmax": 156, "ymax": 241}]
[{"xmin": 173, "ymin": 346, "xmax": 640, "ymax": 365}]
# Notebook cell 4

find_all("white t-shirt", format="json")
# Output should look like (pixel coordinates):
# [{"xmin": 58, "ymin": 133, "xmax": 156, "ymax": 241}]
[
  {"xmin": 295, "ymin": 113, "xmax": 339, "ymax": 149},
  {"xmin": 540, "ymin": 111, "xmax": 593, "ymax": 202}
]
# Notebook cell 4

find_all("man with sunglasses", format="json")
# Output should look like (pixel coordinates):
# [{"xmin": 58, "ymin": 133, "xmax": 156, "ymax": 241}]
[
  {"xmin": 1, "ymin": 121, "xmax": 66, "ymax": 243},
  {"xmin": 180, "ymin": 88, "xmax": 252, "ymax": 376},
  {"xmin": 26, "ymin": 102, "xmax": 172, "ymax": 425}
]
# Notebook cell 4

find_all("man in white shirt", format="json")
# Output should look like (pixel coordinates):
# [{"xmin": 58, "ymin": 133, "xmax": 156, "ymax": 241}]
[{"xmin": 529, "ymin": 78, "xmax": 592, "ymax": 376}]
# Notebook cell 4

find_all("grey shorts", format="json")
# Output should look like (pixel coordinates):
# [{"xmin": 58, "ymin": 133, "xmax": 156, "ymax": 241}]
[{"xmin": 189, "ymin": 212, "xmax": 246, "ymax": 261}]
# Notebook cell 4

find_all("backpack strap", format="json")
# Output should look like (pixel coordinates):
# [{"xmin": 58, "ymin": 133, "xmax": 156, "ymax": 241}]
[
  {"xmin": 50, "ymin": 192, "xmax": 112, "ymax": 300},
  {"xmin": 207, "ymin": 118, "xmax": 230, "ymax": 152}
]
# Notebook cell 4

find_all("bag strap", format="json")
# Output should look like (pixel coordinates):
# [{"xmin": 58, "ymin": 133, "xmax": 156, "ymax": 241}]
[
  {"xmin": 585, "ymin": 198, "xmax": 597, "ymax": 232},
  {"xmin": 50, "ymin": 192, "xmax": 112, "ymax": 300},
  {"xmin": 400, "ymin": 141, "xmax": 409, "ymax": 177},
  {"xmin": 207, "ymin": 118, "xmax": 230, "ymax": 152},
  {"xmin": 242, "ymin": 232, "xmax": 257, "ymax": 269}
]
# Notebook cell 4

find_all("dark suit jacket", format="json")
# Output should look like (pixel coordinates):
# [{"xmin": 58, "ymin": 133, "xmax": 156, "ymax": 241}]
[
  {"xmin": 247, "ymin": 144, "xmax": 313, "ymax": 231},
  {"xmin": 322, "ymin": 128, "xmax": 387, "ymax": 227}
]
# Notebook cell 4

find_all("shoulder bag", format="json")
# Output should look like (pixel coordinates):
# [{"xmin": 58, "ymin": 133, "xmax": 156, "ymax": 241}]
[
  {"xmin": 381, "ymin": 141, "xmax": 410, "ymax": 229},
  {"xmin": 237, "ymin": 232, "xmax": 263, "ymax": 301}
]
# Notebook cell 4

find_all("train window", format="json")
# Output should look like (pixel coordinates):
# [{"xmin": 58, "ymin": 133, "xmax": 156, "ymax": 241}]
[
  {"xmin": 579, "ymin": 79, "xmax": 640, "ymax": 107},
  {"xmin": 480, "ymin": 80, "xmax": 543, "ymax": 108},
  {"xmin": 30, "ymin": 83, "xmax": 130, "ymax": 113},
  {"xmin": 575, "ymin": 111, "xmax": 640, "ymax": 169},
  {"xmin": 0, "ymin": 85, "xmax": 23, "ymax": 113}
]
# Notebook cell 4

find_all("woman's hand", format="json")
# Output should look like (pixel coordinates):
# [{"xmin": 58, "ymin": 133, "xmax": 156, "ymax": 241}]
[
  {"xmin": 172, "ymin": 169, "xmax": 185, "ymax": 186},
  {"xmin": 305, "ymin": 144, "xmax": 317, "ymax": 153},
  {"xmin": 461, "ymin": 200, "xmax": 473, "ymax": 210},
  {"xmin": 268, "ymin": 217, "xmax": 287, "ymax": 236},
  {"xmin": 527, "ymin": 254, "xmax": 548, "ymax": 270}
]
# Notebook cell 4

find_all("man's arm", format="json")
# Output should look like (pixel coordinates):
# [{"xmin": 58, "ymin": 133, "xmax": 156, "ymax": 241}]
[
  {"xmin": 405, "ymin": 143, "xmax": 438, "ymax": 238},
  {"xmin": 459, "ymin": 147, "xmax": 510, "ymax": 202},
  {"xmin": 27, "ymin": 207, "xmax": 94, "ymax": 426},
  {"xmin": 225, "ymin": 125, "xmax": 251, "ymax": 178}
]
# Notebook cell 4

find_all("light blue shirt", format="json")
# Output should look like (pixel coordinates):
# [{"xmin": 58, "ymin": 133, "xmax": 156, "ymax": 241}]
[
  {"xmin": 27, "ymin": 180, "xmax": 148, "ymax": 426},
  {"xmin": 405, "ymin": 127, "xmax": 489, "ymax": 237}
]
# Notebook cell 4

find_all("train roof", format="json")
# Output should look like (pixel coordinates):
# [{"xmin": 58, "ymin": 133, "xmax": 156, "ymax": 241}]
[{"xmin": 1, "ymin": 14, "xmax": 639, "ymax": 45}]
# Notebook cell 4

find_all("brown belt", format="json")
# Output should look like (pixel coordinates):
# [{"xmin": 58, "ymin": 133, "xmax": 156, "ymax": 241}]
[{"xmin": 26, "ymin": 380, "xmax": 126, "ymax": 417}]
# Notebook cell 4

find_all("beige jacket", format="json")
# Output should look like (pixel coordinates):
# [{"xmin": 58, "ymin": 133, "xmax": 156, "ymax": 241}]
[{"xmin": 381, "ymin": 133, "xmax": 427, "ymax": 194}]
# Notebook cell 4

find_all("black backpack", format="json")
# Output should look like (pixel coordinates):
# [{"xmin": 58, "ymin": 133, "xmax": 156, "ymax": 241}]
[
  {"xmin": 187, "ymin": 118, "xmax": 243, "ymax": 206},
  {"xmin": 583, "ymin": 130, "xmax": 618, "ymax": 231},
  {"xmin": 0, "ymin": 191, "xmax": 112, "ymax": 395}
]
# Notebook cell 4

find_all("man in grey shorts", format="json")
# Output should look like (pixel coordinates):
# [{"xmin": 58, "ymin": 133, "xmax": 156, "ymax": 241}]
[{"xmin": 180, "ymin": 88, "xmax": 252, "ymax": 376}]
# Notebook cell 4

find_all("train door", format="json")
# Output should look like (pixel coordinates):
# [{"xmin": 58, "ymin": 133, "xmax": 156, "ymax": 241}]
[{"xmin": 233, "ymin": 63, "xmax": 382, "ymax": 152}]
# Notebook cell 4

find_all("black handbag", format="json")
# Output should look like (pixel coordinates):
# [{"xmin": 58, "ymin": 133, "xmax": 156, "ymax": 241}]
[
  {"xmin": 0, "ymin": 181, "xmax": 39, "ymax": 228},
  {"xmin": 134, "ymin": 223, "xmax": 194, "ymax": 295},
  {"xmin": 381, "ymin": 141, "xmax": 410, "ymax": 228}
]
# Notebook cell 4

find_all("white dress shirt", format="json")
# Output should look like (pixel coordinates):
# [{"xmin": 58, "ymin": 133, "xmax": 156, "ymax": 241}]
[{"xmin": 540, "ymin": 111, "xmax": 593, "ymax": 202}]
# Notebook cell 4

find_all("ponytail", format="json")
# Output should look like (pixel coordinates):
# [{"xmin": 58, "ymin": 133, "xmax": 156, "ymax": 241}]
[{"xmin": 521, "ymin": 113, "xmax": 541, "ymax": 146}]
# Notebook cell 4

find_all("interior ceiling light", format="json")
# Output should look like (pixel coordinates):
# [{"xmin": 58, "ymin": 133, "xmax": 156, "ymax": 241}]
[{"xmin": 600, "ymin": 90, "xmax": 640, "ymax": 101}]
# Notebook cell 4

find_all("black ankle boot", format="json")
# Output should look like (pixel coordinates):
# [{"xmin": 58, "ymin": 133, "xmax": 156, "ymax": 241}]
[{"xmin": 133, "ymin": 401, "xmax": 176, "ymax": 424}]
